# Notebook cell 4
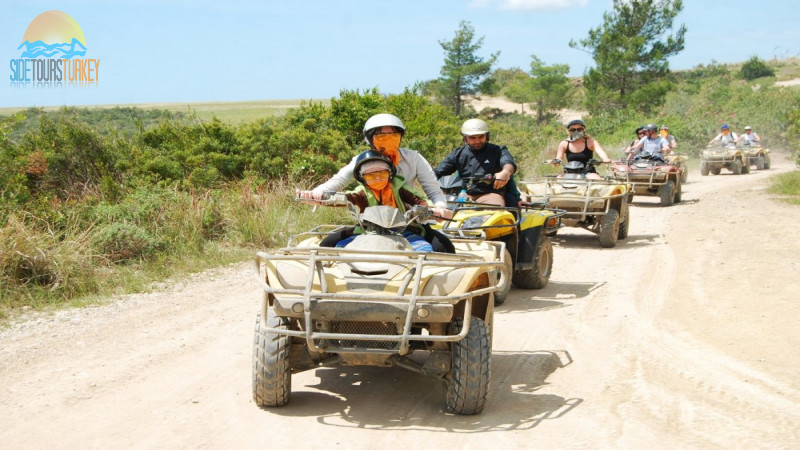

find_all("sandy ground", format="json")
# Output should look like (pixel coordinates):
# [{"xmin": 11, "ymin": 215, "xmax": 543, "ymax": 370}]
[
  {"xmin": 774, "ymin": 77, "xmax": 800, "ymax": 87},
  {"xmin": 465, "ymin": 95, "xmax": 585, "ymax": 123},
  {"xmin": 1, "ymin": 152, "xmax": 799, "ymax": 449}
]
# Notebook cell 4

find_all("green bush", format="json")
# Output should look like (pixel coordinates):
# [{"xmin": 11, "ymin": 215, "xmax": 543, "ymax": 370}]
[
  {"xmin": 92, "ymin": 222, "xmax": 158, "ymax": 262},
  {"xmin": 740, "ymin": 56, "xmax": 775, "ymax": 81}
]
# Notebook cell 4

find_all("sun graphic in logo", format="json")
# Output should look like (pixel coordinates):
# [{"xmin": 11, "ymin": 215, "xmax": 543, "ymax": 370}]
[{"xmin": 19, "ymin": 10, "xmax": 87, "ymax": 59}]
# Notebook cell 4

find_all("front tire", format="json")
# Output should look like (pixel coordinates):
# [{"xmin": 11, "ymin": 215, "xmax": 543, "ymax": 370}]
[
  {"xmin": 446, "ymin": 317, "xmax": 491, "ymax": 415},
  {"xmin": 730, "ymin": 159, "xmax": 742, "ymax": 175},
  {"xmin": 253, "ymin": 309, "xmax": 292, "ymax": 407},
  {"xmin": 755, "ymin": 156, "xmax": 765, "ymax": 170},
  {"xmin": 660, "ymin": 180, "xmax": 675, "ymax": 207},
  {"xmin": 512, "ymin": 234, "xmax": 553, "ymax": 289},
  {"xmin": 617, "ymin": 204, "xmax": 630, "ymax": 240},
  {"xmin": 700, "ymin": 161, "xmax": 709, "ymax": 176},
  {"xmin": 598, "ymin": 209, "xmax": 620, "ymax": 248},
  {"xmin": 493, "ymin": 249, "xmax": 513, "ymax": 305}
]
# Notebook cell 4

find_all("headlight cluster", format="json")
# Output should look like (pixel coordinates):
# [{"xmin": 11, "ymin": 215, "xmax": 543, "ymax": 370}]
[{"xmin": 463, "ymin": 215, "xmax": 491, "ymax": 229}]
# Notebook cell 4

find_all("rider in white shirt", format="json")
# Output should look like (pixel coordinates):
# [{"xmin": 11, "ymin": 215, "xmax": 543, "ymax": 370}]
[
  {"xmin": 735, "ymin": 126, "xmax": 761, "ymax": 145},
  {"xmin": 629, "ymin": 123, "xmax": 671, "ymax": 162}
]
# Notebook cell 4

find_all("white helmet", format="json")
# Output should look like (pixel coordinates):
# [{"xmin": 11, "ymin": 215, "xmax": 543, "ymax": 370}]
[
  {"xmin": 363, "ymin": 113, "xmax": 405, "ymax": 143},
  {"xmin": 461, "ymin": 118, "xmax": 490, "ymax": 136}
]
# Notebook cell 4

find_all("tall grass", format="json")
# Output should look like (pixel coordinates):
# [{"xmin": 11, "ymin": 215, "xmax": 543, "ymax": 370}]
[
  {"xmin": 0, "ymin": 181, "xmax": 350, "ymax": 321},
  {"xmin": 768, "ymin": 171, "xmax": 800, "ymax": 204}
]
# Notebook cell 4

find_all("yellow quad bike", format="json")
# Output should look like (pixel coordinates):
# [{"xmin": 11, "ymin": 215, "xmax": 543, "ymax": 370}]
[
  {"xmin": 520, "ymin": 160, "xmax": 631, "ymax": 248},
  {"xmin": 253, "ymin": 198, "xmax": 507, "ymax": 415},
  {"xmin": 434, "ymin": 174, "xmax": 563, "ymax": 305},
  {"xmin": 700, "ymin": 142, "xmax": 749, "ymax": 175},
  {"xmin": 740, "ymin": 141, "xmax": 771, "ymax": 171}
]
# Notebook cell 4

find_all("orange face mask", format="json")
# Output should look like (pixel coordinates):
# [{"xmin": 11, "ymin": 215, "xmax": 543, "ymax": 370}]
[
  {"xmin": 371, "ymin": 133, "xmax": 402, "ymax": 165},
  {"xmin": 722, "ymin": 130, "xmax": 730, "ymax": 135},
  {"xmin": 660, "ymin": 130, "xmax": 668, "ymax": 138}
]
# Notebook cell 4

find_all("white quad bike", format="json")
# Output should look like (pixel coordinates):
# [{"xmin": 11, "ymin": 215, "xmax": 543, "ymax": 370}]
[{"xmin": 253, "ymin": 195, "xmax": 507, "ymax": 415}]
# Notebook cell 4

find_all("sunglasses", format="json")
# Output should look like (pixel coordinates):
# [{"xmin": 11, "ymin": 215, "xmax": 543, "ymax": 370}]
[
  {"xmin": 362, "ymin": 170, "xmax": 390, "ymax": 182},
  {"xmin": 568, "ymin": 128, "xmax": 585, "ymax": 132}
]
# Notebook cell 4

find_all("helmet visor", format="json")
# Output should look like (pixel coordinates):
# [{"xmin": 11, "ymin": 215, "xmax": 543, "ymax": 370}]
[{"xmin": 362, "ymin": 170, "xmax": 390, "ymax": 183}]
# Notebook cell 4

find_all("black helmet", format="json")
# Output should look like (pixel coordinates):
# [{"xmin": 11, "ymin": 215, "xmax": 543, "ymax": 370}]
[
  {"xmin": 353, "ymin": 150, "xmax": 396, "ymax": 183},
  {"xmin": 643, "ymin": 123, "xmax": 658, "ymax": 133}
]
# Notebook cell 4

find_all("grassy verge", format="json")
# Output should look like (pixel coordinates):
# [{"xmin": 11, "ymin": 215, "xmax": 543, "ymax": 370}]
[
  {"xmin": 0, "ymin": 182, "xmax": 350, "ymax": 323},
  {"xmin": 0, "ymin": 99, "xmax": 330, "ymax": 124},
  {"xmin": 768, "ymin": 170, "xmax": 800, "ymax": 204}
]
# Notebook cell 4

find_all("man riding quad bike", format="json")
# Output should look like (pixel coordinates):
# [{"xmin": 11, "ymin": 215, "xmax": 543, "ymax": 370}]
[
  {"xmin": 436, "ymin": 173, "xmax": 563, "ymax": 305},
  {"xmin": 609, "ymin": 153, "xmax": 683, "ymax": 207}
]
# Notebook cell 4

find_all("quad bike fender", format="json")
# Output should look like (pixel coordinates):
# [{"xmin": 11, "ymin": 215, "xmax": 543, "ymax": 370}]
[{"xmin": 515, "ymin": 225, "xmax": 543, "ymax": 270}]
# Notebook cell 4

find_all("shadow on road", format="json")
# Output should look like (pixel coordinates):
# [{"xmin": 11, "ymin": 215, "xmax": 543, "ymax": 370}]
[{"xmin": 261, "ymin": 350, "xmax": 581, "ymax": 433}]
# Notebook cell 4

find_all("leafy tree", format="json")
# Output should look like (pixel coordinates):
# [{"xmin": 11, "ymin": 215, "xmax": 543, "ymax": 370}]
[
  {"xmin": 739, "ymin": 56, "xmax": 775, "ymax": 81},
  {"xmin": 433, "ymin": 20, "xmax": 499, "ymax": 116},
  {"xmin": 505, "ymin": 56, "xmax": 572, "ymax": 123},
  {"xmin": 570, "ymin": 0, "xmax": 686, "ymax": 111}
]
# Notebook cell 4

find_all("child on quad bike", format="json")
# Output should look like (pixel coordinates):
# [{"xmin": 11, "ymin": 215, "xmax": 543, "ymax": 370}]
[{"xmin": 316, "ymin": 150, "xmax": 455, "ymax": 253}]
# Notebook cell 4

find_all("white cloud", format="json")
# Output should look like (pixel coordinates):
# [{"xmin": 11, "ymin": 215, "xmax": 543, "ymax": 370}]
[{"xmin": 469, "ymin": 0, "xmax": 589, "ymax": 11}]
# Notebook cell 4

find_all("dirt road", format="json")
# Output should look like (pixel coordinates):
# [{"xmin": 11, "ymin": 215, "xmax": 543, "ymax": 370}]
[{"xmin": 2, "ymin": 153, "xmax": 799, "ymax": 449}]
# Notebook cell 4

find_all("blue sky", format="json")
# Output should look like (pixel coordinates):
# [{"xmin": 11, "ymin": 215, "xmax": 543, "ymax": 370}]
[{"xmin": 3, "ymin": 0, "xmax": 798, "ymax": 108}]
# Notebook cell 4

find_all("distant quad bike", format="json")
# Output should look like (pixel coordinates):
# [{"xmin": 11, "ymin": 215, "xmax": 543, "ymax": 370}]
[
  {"xmin": 609, "ymin": 153, "xmax": 683, "ymax": 207},
  {"xmin": 520, "ymin": 160, "xmax": 631, "ymax": 248},
  {"xmin": 740, "ymin": 141, "xmax": 771, "ymax": 171},
  {"xmin": 253, "ymin": 197, "xmax": 507, "ymax": 415},
  {"xmin": 666, "ymin": 153, "xmax": 689, "ymax": 183},
  {"xmin": 700, "ymin": 142, "xmax": 749, "ymax": 176},
  {"xmin": 435, "ymin": 174, "xmax": 563, "ymax": 305}
]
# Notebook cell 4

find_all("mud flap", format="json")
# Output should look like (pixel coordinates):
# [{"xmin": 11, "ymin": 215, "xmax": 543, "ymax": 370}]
[{"xmin": 515, "ymin": 226, "xmax": 542, "ymax": 271}]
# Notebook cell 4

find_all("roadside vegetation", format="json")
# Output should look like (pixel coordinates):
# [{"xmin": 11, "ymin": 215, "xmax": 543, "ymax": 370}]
[{"xmin": 2, "ymin": 1, "xmax": 800, "ymax": 321}]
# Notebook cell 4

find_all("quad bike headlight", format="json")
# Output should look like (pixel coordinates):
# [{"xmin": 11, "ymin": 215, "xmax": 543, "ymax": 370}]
[{"xmin": 463, "ymin": 215, "xmax": 491, "ymax": 229}]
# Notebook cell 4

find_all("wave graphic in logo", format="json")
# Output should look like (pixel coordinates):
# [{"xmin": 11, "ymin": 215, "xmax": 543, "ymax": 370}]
[
  {"xmin": 10, "ymin": 10, "xmax": 100, "ymax": 88},
  {"xmin": 18, "ymin": 38, "xmax": 87, "ymax": 59}
]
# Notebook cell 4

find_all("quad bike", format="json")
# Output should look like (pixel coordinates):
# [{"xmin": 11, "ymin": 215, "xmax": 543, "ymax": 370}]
[
  {"xmin": 253, "ymin": 195, "xmax": 507, "ymax": 415},
  {"xmin": 609, "ymin": 153, "xmax": 683, "ymax": 207},
  {"xmin": 740, "ymin": 141, "xmax": 771, "ymax": 170},
  {"xmin": 519, "ymin": 160, "xmax": 630, "ymax": 248},
  {"xmin": 700, "ymin": 142, "xmax": 749, "ymax": 176},
  {"xmin": 666, "ymin": 153, "xmax": 689, "ymax": 183},
  {"xmin": 435, "ymin": 174, "xmax": 563, "ymax": 305}
]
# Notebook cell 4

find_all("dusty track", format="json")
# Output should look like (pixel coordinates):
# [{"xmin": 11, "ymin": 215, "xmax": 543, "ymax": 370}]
[{"xmin": 2, "ymin": 153, "xmax": 799, "ymax": 449}]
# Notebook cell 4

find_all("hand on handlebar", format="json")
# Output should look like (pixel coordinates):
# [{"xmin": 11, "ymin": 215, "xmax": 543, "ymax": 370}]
[
  {"xmin": 432, "ymin": 206, "xmax": 454, "ymax": 220},
  {"xmin": 295, "ymin": 190, "xmax": 348, "ymax": 206},
  {"xmin": 542, "ymin": 158, "xmax": 562, "ymax": 166},
  {"xmin": 296, "ymin": 189, "xmax": 324, "ymax": 201},
  {"xmin": 492, "ymin": 170, "xmax": 512, "ymax": 190}
]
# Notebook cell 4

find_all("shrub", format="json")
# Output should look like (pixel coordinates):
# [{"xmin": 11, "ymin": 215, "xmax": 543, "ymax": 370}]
[
  {"xmin": 92, "ymin": 222, "xmax": 158, "ymax": 262},
  {"xmin": 739, "ymin": 56, "xmax": 775, "ymax": 81}
]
